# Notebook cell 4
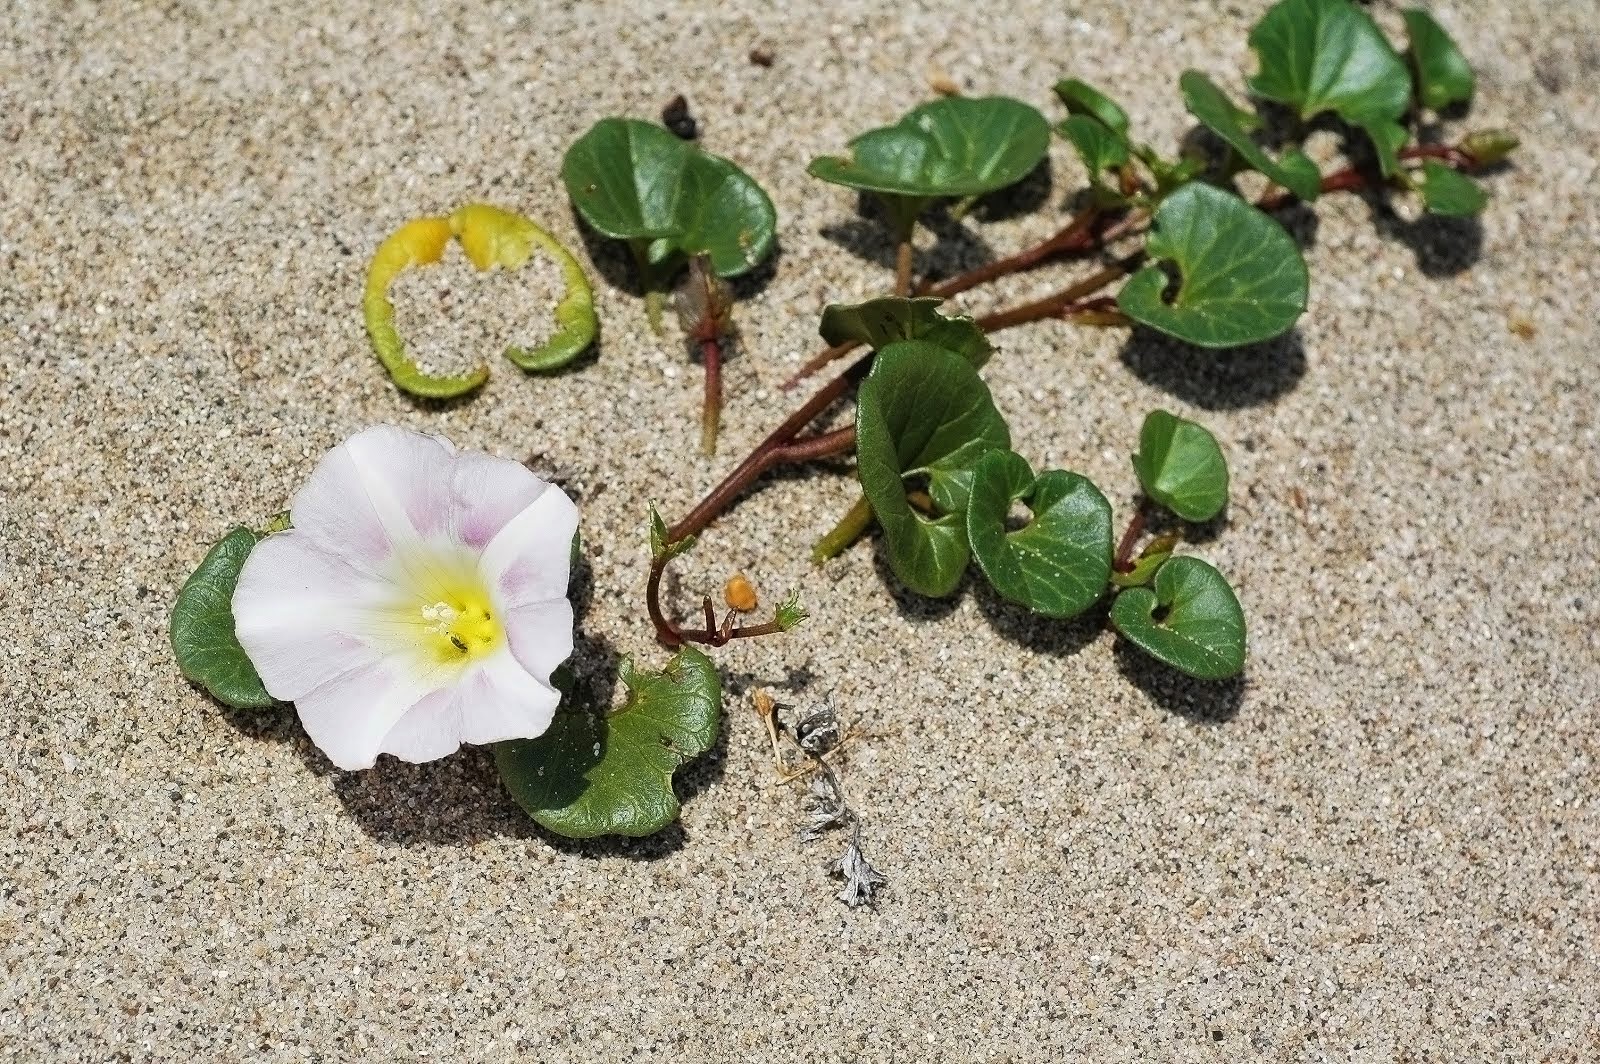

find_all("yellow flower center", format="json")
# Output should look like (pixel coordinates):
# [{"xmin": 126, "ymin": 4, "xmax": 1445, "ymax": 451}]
[{"xmin": 416, "ymin": 582, "xmax": 501, "ymax": 664}]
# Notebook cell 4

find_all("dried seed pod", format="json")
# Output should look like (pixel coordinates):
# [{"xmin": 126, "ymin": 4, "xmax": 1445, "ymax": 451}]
[{"xmin": 674, "ymin": 253, "xmax": 735, "ymax": 343}]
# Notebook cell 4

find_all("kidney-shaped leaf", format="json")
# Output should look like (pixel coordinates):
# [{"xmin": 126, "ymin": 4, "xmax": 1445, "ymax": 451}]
[
  {"xmin": 1117, "ymin": 182, "xmax": 1308, "ymax": 348},
  {"xmin": 856, "ymin": 341, "xmax": 1011, "ymax": 597},
  {"xmin": 1247, "ymin": 0, "xmax": 1411, "ymax": 174},
  {"xmin": 966, "ymin": 451, "xmax": 1114, "ymax": 618},
  {"xmin": 807, "ymin": 96, "xmax": 1050, "ymax": 200},
  {"xmin": 1417, "ymin": 160, "xmax": 1486, "ymax": 216},
  {"xmin": 819, "ymin": 296, "xmax": 992, "ymax": 368},
  {"xmin": 1180, "ymin": 72, "xmax": 1322, "ymax": 203},
  {"xmin": 1110, "ymin": 556, "xmax": 1246, "ymax": 680},
  {"xmin": 1403, "ymin": 9, "xmax": 1474, "ymax": 111},
  {"xmin": 561, "ymin": 118, "xmax": 776, "ymax": 278},
  {"xmin": 1132, "ymin": 409, "xmax": 1230, "ymax": 522},
  {"xmin": 170, "ymin": 527, "xmax": 274, "ymax": 709},
  {"xmin": 495, "ymin": 647, "xmax": 721, "ymax": 838}
]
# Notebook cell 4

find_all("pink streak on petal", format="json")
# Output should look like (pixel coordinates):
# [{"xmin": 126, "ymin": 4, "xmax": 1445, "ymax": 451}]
[
  {"xmin": 481, "ymin": 486, "xmax": 580, "ymax": 611},
  {"xmin": 449, "ymin": 450, "xmax": 550, "ymax": 552},
  {"xmin": 341, "ymin": 425, "xmax": 457, "ymax": 544}
]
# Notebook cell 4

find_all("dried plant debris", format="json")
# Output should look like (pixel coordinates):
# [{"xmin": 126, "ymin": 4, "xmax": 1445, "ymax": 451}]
[
  {"xmin": 662, "ymin": 94, "xmax": 698, "ymax": 140},
  {"xmin": 757, "ymin": 692, "xmax": 887, "ymax": 908},
  {"xmin": 834, "ymin": 823, "xmax": 888, "ymax": 907}
]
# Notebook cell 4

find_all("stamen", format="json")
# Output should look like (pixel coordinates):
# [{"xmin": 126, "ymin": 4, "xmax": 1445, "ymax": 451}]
[{"xmin": 421, "ymin": 601, "xmax": 459, "ymax": 633}]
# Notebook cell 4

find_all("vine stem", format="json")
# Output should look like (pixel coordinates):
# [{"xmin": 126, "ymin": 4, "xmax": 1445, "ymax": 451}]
[
  {"xmin": 700, "ymin": 337, "xmax": 722, "ymax": 455},
  {"xmin": 668, "ymin": 402, "xmax": 861, "ymax": 543},
  {"xmin": 781, "ymin": 208, "xmax": 1145, "ymax": 389},
  {"xmin": 669, "ymin": 139, "xmax": 1490, "ymax": 548},
  {"xmin": 1255, "ymin": 143, "xmax": 1479, "ymax": 210},
  {"xmin": 918, "ymin": 206, "xmax": 1106, "ymax": 299},
  {"xmin": 894, "ymin": 238, "xmax": 914, "ymax": 297},
  {"xmin": 669, "ymin": 260, "xmax": 1135, "ymax": 544},
  {"xmin": 784, "ymin": 141, "xmax": 1485, "ymax": 388},
  {"xmin": 1113, "ymin": 503, "xmax": 1148, "ymax": 573},
  {"xmin": 973, "ymin": 257, "xmax": 1143, "ymax": 333},
  {"xmin": 647, "ymin": 551, "xmax": 794, "ymax": 647},
  {"xmin": 811, "ymin": 495, "xmax": 874, "ymax": 563}
]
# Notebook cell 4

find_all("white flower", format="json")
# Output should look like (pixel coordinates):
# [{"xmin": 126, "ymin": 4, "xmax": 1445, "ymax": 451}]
[{"xmin": 231, "ymin": 425, "xmax": 578, "ymax": 770}]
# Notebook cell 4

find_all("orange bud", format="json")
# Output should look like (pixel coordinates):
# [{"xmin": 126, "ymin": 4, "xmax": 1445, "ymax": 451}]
[{"xmin": 723, "ymin": 573, "xmax": 758, "ymax": 612}]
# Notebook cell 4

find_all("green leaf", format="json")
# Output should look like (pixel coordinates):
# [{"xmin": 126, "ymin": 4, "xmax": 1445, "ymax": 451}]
[
  {"xmin": 1179, "ymin": 72, "xmax": 1322, "ymax": 203},
  {"xmin": 1110, "ymin": 549, "xmax": 1173, "ymax": 589},
  {"xmin": 561, "ymin": 118, "xmax": 776, "ymax": 278},
  {"xmin": 648, "ymin": 504, "xmax": 696, "ymax": 563},
  {"xmin": 1117, "ymin": 183, "xmax": 1308, "ymax": 348},
  {"xmin": 806, "ymin": 96, "xmax": 1051, "ymax": 200},
  {"xmin": 169, "ymin": 527, "xmax": 274, "ymax": 709},
  {"xmin": 1403, "ymin": 9, "xmax": 1475, "ymax": 111},
  {"xmin": 1417, "ymin": 160, "xmax": 1487, "ymax": 216},
  {"xmin": 774, "ymin": 590, "xmax": 808, "ymax": 632},
  {"xmin": 1366, "ymin": 120, "xmax": 1409, "ymax": 179},
  {"xmin": 966, "ymin": 451, "xmax": 1113, "ymax": 619},
  {"xmin": 818, "ymin": 296, "xmax": 992, "ymax": 368},
  {"xmin": 1247, "ymin": 0, "xmax": 1412, "ymax": 175},
  {"xmin": 1056, "ymin": 115, "xmax": 1130, "ymax": 186},
  {"xmin": 1053, "ymin": 78, "xmax": 1130, "ymax": 136},
  {"xmin": 1132, "ymin": 409, "xmax": 1230, "ymax": 522},
  {"xmin": 495, "ymin": 646, "xmax": 721, "ymax": 838},
  {"xmin": 856, "ymin": 341, "xmax": 1011, "ymax": 597},
  {"xmin": 1110, "ymin": 557, "xmax": 1246, "ymax": 680}
]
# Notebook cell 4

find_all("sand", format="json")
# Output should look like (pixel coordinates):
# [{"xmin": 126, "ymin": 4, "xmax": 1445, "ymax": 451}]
[{"xmin": 2, "ymin": 0, "xmax": 1597, "ymax": 1059}]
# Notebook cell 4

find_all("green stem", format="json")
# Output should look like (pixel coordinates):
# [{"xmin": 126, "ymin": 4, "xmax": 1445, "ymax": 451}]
[
  {"xmin": 630, "ymin": 241, "xmax": 666, "ymax": 334},
  {"xmin": 811, "ymin": 495, "xmax": 874, "ymax": 564}
]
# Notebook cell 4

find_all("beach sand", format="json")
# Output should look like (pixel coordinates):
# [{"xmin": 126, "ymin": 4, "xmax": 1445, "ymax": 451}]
[{"xmin": 2, "ymin": 0, "xmax": 1597, "ymax": 1058}]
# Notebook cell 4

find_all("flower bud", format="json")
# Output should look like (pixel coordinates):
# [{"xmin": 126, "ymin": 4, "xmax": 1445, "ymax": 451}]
[{"xmin": 1461, "ymin": 130, "xmax": 1519, "ymax": 165}]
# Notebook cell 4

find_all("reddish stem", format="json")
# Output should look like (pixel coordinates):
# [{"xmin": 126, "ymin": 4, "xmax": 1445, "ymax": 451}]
[
  {"xmin": 783, "ymin": 339, "xmax": 862, "ymax": 390},
  {"xmin": 668, "ymin": 366, "xmax": 867, "ymax": 544},
  {"xmin": 1257, "ymin": 143, "xmax": 1479, "ymax": 210},
  {"xmin": 674, "ymin": 260, "xmax": 1136, "ymax": 543},
  {"xmin": 700, "ymin": 337, "xmax": 722, "ymax": 456},
  {"xmin": 916, "ymin": 206, "xmax": 1104, "ymax": 299},
  {"xmin": 1113, "ymin": 504, "xmax": 1148, "ymax": 574},
  {"xmin": 647, "ymin": 558, "xmax": 800, "ymax": 649},
  {"xmin": 973, "ymin": 258, "xmax": 1142, "ymax": 334}
]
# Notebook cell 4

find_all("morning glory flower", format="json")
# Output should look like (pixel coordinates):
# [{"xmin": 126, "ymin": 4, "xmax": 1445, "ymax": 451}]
[{"xmin": 231, "ymin": 425, "xmax": 577, "ymax": 770}]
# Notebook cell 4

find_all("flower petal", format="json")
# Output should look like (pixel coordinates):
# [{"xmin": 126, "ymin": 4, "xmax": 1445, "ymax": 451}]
[
  {"xmin": 293, "ymin": 657, "xmax": 453, "ymax": 770},
  {"xmin": 377, "ymin": 645, "xmax": 561, "ymax": 762},
  {"xmin": 232, "ymin": 530, "xmax": 393, "ymax": 701},
  {"xmin": 289, "ymin": 424, "xmax": 456, "ymax": 572},
  {"xmin": 480, "ymin": 484, "xmax": 580, "ymax": 610},
  {"xmin": 449, "ymin": 450, "xmax": 552, "ymax": 552},
  {"xmin": 502, "ymin": 599, "xmax": 576, "ymax": 683}
]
